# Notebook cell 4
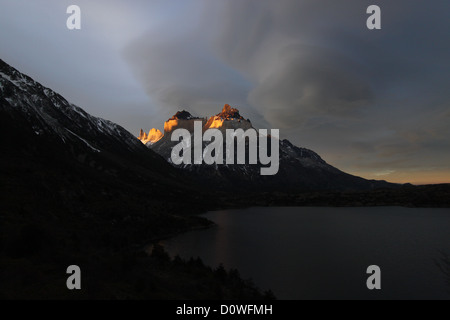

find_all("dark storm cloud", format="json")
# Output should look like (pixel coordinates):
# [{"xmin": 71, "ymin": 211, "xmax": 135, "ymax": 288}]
[
  {"xmin": 125, "ymin": 0, "xmax": 450, "ymax": 121},
  {"xmin": 209, "ymin": 0, "xmax": 450, "ymax": 123},
  {"xmin": 247, "ymin": 44, "xmax": 374, "ymax": 127},
  {"xmin": 124, "ymin": 32, "xmax": 251, "ymax": 116}
]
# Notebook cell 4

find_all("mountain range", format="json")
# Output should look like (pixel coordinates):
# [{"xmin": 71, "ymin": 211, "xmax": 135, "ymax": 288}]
[
  {"xmin": 139, "ymin": 105, "xmax": 395, "ymax": 191},
  {"xmin": 0, "ymin": 56, "xmax": 394, "ymax": 195}
]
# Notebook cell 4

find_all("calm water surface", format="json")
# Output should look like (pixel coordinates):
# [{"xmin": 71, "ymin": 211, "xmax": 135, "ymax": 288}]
[{"xmin": 163, "ymin": 207, "xmax": 450, "ymax": 299}]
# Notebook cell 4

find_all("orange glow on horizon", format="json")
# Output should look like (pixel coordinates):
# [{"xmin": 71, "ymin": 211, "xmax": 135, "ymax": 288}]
[{"xmin": 351, "ymin": 170, "xmax": 450, "ymax": 186}]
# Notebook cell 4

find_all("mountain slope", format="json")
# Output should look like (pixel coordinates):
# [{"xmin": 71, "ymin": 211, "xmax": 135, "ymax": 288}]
[
  {"xmin": 0, "ymin": 57, "xmax": 219, "ymax": 233},
  {"xmin": 141, "ymin": 105, "xmax": 396, "ymax": 191},
  {"xmin": 1, "ymin": 59, "xmax": 163, "ymax": 162},
  {"xmin": 1, "ymin": 59, "xmax": 256, "ymax": 299},
  {"xmin": 0, "ymin": 58, "xmax": 228, "ymax": 226}
]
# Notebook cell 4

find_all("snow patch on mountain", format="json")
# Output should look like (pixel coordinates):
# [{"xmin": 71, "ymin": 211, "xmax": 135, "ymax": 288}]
[
  {"xmin": 67, "ymin": 129, "xmax": 101, "ymax": 152},
  {"xmin": 0, "ymin": 59, "xmax": 144, "ymax": 154}
]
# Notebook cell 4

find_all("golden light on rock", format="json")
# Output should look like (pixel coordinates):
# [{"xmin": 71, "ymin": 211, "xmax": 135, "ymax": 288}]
[{"xmin": 138, "ymin": 128, "xmax": 163, "ymax": 145}]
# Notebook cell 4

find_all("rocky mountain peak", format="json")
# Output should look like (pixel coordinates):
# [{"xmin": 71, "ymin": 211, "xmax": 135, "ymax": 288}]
[
  {"xmin": 139, "ymin": 129, "xmax": 147, "ymax": 140},
  {"xmin": 163, "ymin": 110, "xmax": 206, "ymax": 133},
  {"xmin": 148, "ymin": 128, "xmax": 163, "ymax": 142},
  {"xmin": 138, "ymin": 128, "xmax": 163, "ymax": 145},
  {"xmin": 217, "ymin": 104, "xmax": 244, "ymax": 120},
  {"xmin": 169, "ymin": 110, "xmax": 197, "ymax": 121}
]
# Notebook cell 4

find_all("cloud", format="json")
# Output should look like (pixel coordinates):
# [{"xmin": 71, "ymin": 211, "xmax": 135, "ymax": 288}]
[
  {"xmin": 124, "ymin": 33, "xmax": 250, "ymax": 116},
  {"xmin": 122, "ymin": 3, "xmax": 254, "ymax": 121},
  {"xmin": 247, "ymin": 44, "xmax": 373, "ymax": 128}
]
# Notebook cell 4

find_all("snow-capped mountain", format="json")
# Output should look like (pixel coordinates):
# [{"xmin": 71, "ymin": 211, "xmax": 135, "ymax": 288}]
[
  {"xmin": 0, "ymin": 59, "xmax": 148, "ymax": 155},
  {"xmin": 0, "ymin": 59, "xmax": 187, "ymax": 196},
  {"xmin": 140, "ymin": 104, "xmax": 395, "ymax": 191}
]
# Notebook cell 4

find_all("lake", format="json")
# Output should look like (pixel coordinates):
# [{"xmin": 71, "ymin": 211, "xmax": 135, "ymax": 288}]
[{"xmin": 162, "ymin": 207, "xmax": 450, "ymax": 300}]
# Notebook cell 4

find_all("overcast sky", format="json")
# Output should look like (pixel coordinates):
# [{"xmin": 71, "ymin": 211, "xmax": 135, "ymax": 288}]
[{"xmin": 1, "ymin": 0, "xmax": 449, "ymax": 184}]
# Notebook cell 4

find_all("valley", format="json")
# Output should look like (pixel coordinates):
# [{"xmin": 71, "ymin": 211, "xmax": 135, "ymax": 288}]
[{"xmin": 1, "ymin": 58, "xmax": 449, "ymax": 299}]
